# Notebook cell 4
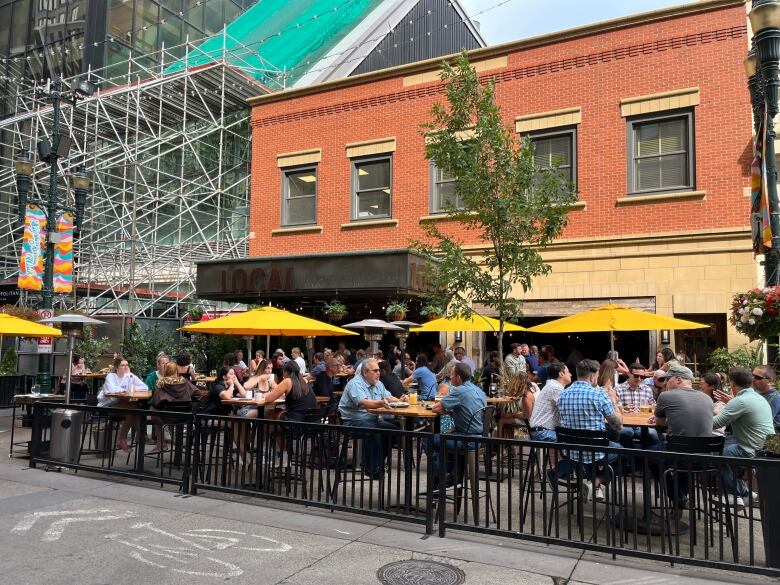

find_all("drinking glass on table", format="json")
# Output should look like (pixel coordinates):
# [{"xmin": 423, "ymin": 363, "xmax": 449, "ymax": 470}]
[
  {"xmin": 639, "ymin": 400, "xmax": 651, "ymax": 415},
  {"xmin": 408, "ymin": 392, "xmax": 418, "ymax": 405},
  {"xmin": 30, "ymin": 384, "xmax": 40, "ymax": 396}
]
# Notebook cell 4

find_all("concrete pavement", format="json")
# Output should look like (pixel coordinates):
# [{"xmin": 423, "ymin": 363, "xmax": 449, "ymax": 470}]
[{"xmin": 0, "ymin": 408, "xmax": 773, "ymax": 585}]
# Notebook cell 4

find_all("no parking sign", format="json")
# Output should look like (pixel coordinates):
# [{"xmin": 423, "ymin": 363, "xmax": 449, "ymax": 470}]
[{"xmin": 37, "ymin": 308, "xmax": 53, "ymax": 354}]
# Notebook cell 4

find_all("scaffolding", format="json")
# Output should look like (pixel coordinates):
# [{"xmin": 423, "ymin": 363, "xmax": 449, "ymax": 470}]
[{"xmin": 0, "ymin": 31, "xmax": 284, "ymax": 319}]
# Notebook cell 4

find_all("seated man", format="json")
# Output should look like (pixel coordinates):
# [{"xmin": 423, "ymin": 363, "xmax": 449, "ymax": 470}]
[
  {"xmin": 557, "ymin": 359, "xmax": 623, "ymax": 503},
  {"xmin": 712, "ymin": 367, "xmax": 774, "ymax": 508},
  {"xmin": 752, "ymin": 364, "xmax": 780, "ymax": 428},
  {"xmin": 338, "ymin": 358, "xmax": 403, "ymax": 478},
  {"xmin": 528, "ymin": 362, "xmax": 571, "ymax": 442},
  {"xmin": 430, "ymin": 363, "xmax": 488, "ymax": 484},
  {"xmin": 614, "ymin": 362, "xmax": 661, "ymax": 449},
  {"xmin": 313, "ymin": 358, "xmax": 341, "ymax": 413}
]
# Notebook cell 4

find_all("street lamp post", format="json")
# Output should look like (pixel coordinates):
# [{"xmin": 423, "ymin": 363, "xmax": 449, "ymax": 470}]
[
  {"xmin": 13, "ymin": 77, "xmax": 94, "ymax": 391},
  {"xmin": 747, "ymin": 0, "xmax": 780, "ymax": 365}
]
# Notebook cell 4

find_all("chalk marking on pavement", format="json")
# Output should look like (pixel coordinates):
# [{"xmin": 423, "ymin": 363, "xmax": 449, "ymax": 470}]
[
  {"xmin": 183, "ymin": 528, "xmax": 292, "ymax": 552},
  {"xmin": 42, "ymin": 512, "xmax": 138, "ymax": 541},
  {"xmin": 130, "ymin": 522, "xmax": 210, "ymax": 551},
  {"xmin": 334, "ymin": 529, "xmax": 350, "ymax": 535},
  {"xmin": 113, "ymin": 535, "xmax": 243, "ymax": 577},
  {"xmin": 12, "ymin": 510, "xmax": 113, "ymax": 533}
]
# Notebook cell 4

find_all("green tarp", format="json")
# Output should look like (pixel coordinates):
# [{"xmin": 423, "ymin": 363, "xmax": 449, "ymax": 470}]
[{"xmin": 167, "ymin": 0, "xmax": 385, "ymax": 84}]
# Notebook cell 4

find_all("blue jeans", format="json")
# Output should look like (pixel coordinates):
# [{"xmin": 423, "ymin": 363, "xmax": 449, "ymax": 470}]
[
  {"xmin": 530, "ymin": 429, "xmax": 557, "ymax": 442},
  {"xmin": 617, "ymin": 426, "xmax": 661, "ymax": 449},
  {"xmin": 342, "ymin": 417, "xmax": 399, "ymax": 476},
  {"xmin": 426, "ymin": 433, "xmax": 480, "ymax": 482},
  {"xmin": 721, "ymin": 440, "xmax": 752, "ymax": 497}
]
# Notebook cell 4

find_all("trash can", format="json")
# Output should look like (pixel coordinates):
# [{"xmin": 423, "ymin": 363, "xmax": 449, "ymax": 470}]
[{"xmin": 50, "ymin": 409, "xmax": 84, "ymax": 464}]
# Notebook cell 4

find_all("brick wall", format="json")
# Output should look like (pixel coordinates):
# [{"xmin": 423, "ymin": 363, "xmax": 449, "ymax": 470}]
[{"xmin": 249, "ymin": 2, "xmax": 751, "ymax": 257}]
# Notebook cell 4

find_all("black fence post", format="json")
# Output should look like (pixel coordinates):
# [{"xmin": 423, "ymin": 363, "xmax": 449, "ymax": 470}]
[
  {"xmin": 29, "ymin": 402, "xmax": 40, "ymax": 468},
  {"xmin": 190, "ymin": 414, "xmax": 200, "ymax": 496},
  {"xmin": 438, "ymin": 435, "xmax": 446, "ymax": 538},
  {"xmin": 424, "ymin": 432, "xmax": 434, "ymax": 535}
]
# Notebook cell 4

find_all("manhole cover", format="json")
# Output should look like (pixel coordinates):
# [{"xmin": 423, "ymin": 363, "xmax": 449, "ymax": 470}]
[{"xmin": 377, "ymin": 560, "xmax": 466, "ymax": 585}]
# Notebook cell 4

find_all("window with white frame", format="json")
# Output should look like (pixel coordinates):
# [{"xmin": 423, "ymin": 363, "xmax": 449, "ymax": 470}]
[
  {"xmin": 282, "ymin": 166, "xmax": 317, "ymax": 226},
  {"xmin": 352, "ymin": 156, "xmax": 391, "ymax": 219},
  {"xmin": 628, "ymin": 112, "xmax": 694, "ymax": 195}
]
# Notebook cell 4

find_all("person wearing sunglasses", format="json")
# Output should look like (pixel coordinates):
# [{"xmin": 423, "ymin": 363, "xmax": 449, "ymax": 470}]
[
  {"xmin": 749, "ymin": 365, "xmax": 780, "ymax": 428},
  {"xmin": 614, "ymin": 362, "xmax": 660, "ymax": 448},
  {"xmin": 338, "ymin": 357, "xmax": 405, "ymax": 478}
]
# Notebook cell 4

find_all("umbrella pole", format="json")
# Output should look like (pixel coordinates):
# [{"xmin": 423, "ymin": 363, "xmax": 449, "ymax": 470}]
[
  {"xmin": 245, "ymin": 336, "xmax": 253, "ymax": 374},
  {"xmin": 266, "ymin": 335, "xmax": 270, "ymax": 359},
  {"xmin": 610, "ymin": 330, "xmax": 615, "ymax": 355}
]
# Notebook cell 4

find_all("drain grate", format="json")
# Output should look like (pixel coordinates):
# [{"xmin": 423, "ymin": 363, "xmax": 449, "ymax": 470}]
[{"xmin": 377, "ymin": 560, "xmax": 466, "ymax": 585}]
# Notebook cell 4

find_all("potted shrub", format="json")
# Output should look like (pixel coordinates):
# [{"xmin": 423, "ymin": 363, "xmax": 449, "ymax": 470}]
[
  {"xmin": 421, "ymin": 303, "xmax": 445, "ymax": 320},
  {"xmin": 385, "ymin": 300, "xmax": 408, "ymax": 322},
  {"xmin": 323, "ymin": 300, "xmax": 347, "ymax": 322}
]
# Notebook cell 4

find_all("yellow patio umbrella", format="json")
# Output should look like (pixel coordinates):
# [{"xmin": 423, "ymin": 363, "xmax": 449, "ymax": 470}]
[
  {"xmin": 410, "ymin": 313, "xmax": 526, "ymax": 333},
  {"xmin": 180, "ymin": 306, "xmax": 358, "ymax": 337},
  {"xmin": 526, "ymin": 303, "xmax": 708, "ymax": 352},
  {"xmin": 0, "ymin": 313, "xmax": 63, "ymax": 364}
]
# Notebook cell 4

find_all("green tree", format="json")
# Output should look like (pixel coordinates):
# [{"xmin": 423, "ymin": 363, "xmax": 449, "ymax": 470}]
[
  {"xmin": 74, "ymin": 326, "xmax": 111, "ymax": 369},
  {"xmin": 414, "ymin": 52, "xmax": 578, "ymax": 362},
  {"xmin": 121, "ymin": 322, "xmax": 174, "ymax": 376}
]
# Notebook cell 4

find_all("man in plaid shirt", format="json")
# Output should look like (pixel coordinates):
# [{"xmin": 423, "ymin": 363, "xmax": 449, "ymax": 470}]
[
  {"xmin": 614, "ymin": 362, "xmax": 660, "ymax": 448},
  {"xmin": 557, "ymin": 359, "xmax": 623, "ymax": 502}
]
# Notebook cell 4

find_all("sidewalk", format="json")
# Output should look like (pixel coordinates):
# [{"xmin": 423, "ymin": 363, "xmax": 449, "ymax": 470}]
[{"xmin": 0, "ymin": 450, "xmax": 771, "ymax": 585}]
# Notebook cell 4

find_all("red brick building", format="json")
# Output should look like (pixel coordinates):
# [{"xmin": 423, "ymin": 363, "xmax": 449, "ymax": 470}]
[{"xmin": 197, "ymin": 0, "xmax": 756, "ymax": 365}]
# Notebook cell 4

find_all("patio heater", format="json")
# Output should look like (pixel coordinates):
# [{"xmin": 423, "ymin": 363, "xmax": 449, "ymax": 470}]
[
  {"xmin": 39, "ymin": 313, "xmax": 106, "ymax": 404},
  {"xmin": 389, "ymin": 320, "xmax": 420, "ymax": 354},
  {"xmin": 38, "ymin": 313, "xmax": 105, "ymax": 466},
  {"xmin": 343, "ymin": 319, "xmax": 403, "ymax": 357}
]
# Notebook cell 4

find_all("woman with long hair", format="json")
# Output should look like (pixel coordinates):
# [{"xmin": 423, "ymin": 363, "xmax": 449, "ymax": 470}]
[
  {"xmin": 500, "ymin": 370, "xmax": 538, "ymax": 437},
  {"xmin": 699, "ymin": 371, "xmax": 728, "ymax": 433},
  {"xmin": 98, "ymin": 355, "xmax": 149, "ymax": 451},
  {"xmin": 261, "ymin": 361, "xmax": 316, "ymax": 422},
  {"xmin": 151, "ymin": 361, "xmax": 199, "ymax": 452}
]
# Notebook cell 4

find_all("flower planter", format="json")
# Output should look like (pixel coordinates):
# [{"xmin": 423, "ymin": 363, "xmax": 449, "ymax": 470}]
[
  {"xmin": 327, "ymin": 312, "xmax": 345, "ymax": 323},
  {"xmin": 388, "ymin": 311, "xmax": 406, "ymax": 322}
]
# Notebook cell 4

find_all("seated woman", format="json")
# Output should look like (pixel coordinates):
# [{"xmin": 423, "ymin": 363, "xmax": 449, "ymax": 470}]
[
  {"xmin": 237, "ymin": 360, "xmax": 276, "ymax": 420},
  {"xmin": 249, "ymin": 350, "xmax": 265, "ymax": 376},
  {"xmin": 198, "ymin": 366, "xmax": 244, "ymax": 415},
  {"xmin": 145, "ymin": 352, "xmax": 169, "ymax": 391},
  {"xmin": 151, "ymin": 361, "xmax": 199, "ymax": 452},
  {"xmin": 98, "ymin": 355, "xmax": 149, "ymax": 451},
  {"xmin": 68, "ymin": 354, "xmax": 91, "ymax": 400},
  {"xmin": 262, "ymin": 361, "xmax": 317, "ymax": 422},
  {"xmin": 500, "ymin": 371, "xmax": 537, "ymax": 438},
  {"xmin": 175, "ymin": 351, "xmax": 197, "ymax": 382}
]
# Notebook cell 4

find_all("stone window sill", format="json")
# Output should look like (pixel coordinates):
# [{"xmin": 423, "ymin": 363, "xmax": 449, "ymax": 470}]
[
  {"xmin": 615, "ymin": 190, "xmax": 705, "ymax": 206},
  {"xmin": 271, "ymin": 225, "xmax": 323, "ymax": 235},
  {"xmin": 340, "ymin": 219, "xmax": 399, "ymax": 230}
]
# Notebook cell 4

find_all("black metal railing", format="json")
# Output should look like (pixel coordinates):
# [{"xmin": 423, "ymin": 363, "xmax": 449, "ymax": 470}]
[
  {"xmin": 24, "ymin": 404, "xmax": 780, "ymax": 577},
  {"xmin": 29, "ymin": 401, "xmax": 192, "ymax": 493},
  {"xmin": 191, "ymin": 413, "xmax": 435, "ymax": 532},
  {"xmin": 436, "ymin": 434, "xmax": 780, "ymax": 577},
  {"xmin": 0, "ymin": 374, "xmax": 40, "ymax": 407}
]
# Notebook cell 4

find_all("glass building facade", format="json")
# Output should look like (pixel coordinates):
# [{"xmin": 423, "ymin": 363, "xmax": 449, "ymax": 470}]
[{"xmin": 0, "ymin": 0, "xmax": 256, "ymax": 116}]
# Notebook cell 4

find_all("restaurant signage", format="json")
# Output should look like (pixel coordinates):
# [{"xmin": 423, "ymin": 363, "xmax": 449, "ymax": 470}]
[{"xmin": 196, "ymin": 250, "xmax": 433, "ymax": 302}]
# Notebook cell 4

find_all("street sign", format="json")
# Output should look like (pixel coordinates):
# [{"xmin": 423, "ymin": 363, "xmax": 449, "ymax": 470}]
[{"xmin": 37, "ymin": 308, "xmax": 53, "ymax": 354}]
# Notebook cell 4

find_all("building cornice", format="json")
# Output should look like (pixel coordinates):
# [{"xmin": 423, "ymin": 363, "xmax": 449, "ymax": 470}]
[{"xmin": 247, "ymin": 0, "xmax": 743, "ymax": 107}]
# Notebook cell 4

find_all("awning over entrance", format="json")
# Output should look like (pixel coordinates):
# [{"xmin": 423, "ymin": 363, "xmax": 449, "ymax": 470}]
[
  {"xmin": 474, "ymin": 297, "xmax": 657, "ymax": 318},
  {"xmin": 195, "ymin": 249, "xmax": 433, "ymax": 303}
]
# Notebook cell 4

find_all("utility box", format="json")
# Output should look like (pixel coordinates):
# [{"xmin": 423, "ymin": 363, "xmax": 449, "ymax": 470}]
[{"xmin": 50, "ymin": 409, "xmax": 84, "ymax": 464}]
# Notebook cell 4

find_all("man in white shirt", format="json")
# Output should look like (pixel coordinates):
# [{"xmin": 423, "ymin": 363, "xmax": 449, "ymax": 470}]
[
  {"xmin": 453, "ymin": 346, "xmax": 476, "ymax": 375},
  {"xmin": 504, "ymin": 343, "xmax": 526, "ymax": 376},
  {"xmin": 291, "ymin": 347, "xmax": 307, "ymax": 374}
]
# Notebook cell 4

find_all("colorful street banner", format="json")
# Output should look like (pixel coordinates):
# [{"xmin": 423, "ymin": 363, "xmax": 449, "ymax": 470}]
[
  {"xmin": 53, "ymin": 211, "xmax": 73, "ymax": 293},
  {"xmin": 18, "ymin": 204, "xmax": 46, "ymax": 291},
  {"xmin": 751, "ymin": 104, "xmax": 772, "ymax": 257}
]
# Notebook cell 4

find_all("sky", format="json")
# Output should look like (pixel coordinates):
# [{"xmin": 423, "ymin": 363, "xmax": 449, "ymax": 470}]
[{"xmin": 459, "ymin": 0, "xmax": 695, "ymax": 45}]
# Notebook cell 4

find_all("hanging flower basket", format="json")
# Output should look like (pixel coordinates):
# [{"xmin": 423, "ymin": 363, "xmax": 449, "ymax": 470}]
[
  {"xmin": 729, "ymin": 286, "xmax": 780, "ymax": 341},
  {"xmin": 385, "ymin": 301, "xmax": 408, "ymax": 322},
  {"xmin": 323, "ymin": 300, "xmax": 347, "ymax": 323}
]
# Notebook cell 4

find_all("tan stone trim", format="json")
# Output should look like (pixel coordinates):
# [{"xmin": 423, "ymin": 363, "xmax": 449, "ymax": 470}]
[
  {"xmin": 340, "ymin": 218, "xmax": 399, "ymax": 230},
  {"xmin": 424, "ymin": 129, "xmax": 475, "ymax": 144},
  {"xmin": 615, "ymin": 190, "xmax": 706, "ymax": 205},
  {"xmin": 515, "ymin": 107, "xmax": 582, "ymax": 133},
  {"xmin": 248, "ymin": 1, "xmax": 740, "ymax": 106},
  {"xmin": 620, "ymin": 87, "xmax": 700, "ymax": 117},
  {"xmin": 345, "ymin": 137, "xmax": 396, "ymax": 158},
  {"xmin": 276, "ymin": 149, "xmax": 321, "ymax": 168},
  {"xmin": 270, "ymin": 225, "xmax": 323, "ymax": 235},
  {"xmin": 403, "ymin": 56, "xmax": 508, "ymax": 87}
]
